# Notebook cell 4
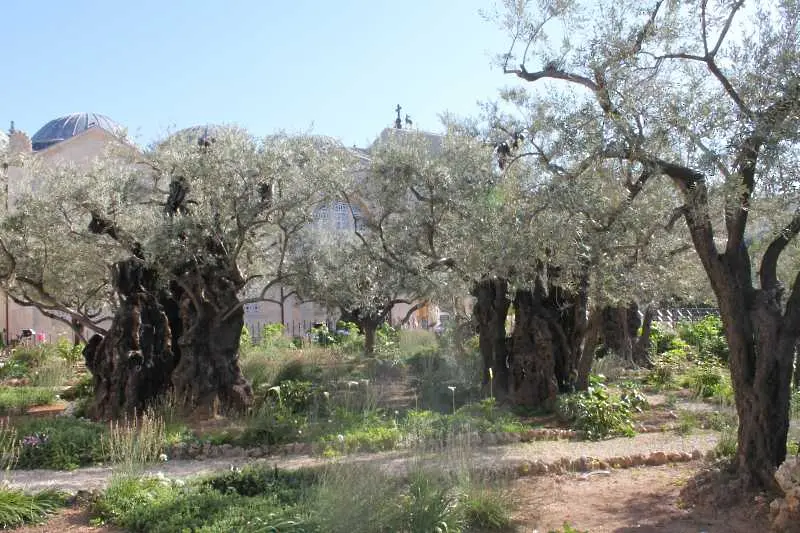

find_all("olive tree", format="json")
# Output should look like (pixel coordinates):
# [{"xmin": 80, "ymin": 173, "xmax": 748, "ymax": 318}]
[
  {"xmin": 0, "ymin": 129, "xmax": 354, "ymax": 418},
  {"xmin": 351, "ymin": 125, "xmax": 700, "ymax": 406},
  {"xmin": 494, "ymin": 0, "xmax": 800, "ymax": 487}
]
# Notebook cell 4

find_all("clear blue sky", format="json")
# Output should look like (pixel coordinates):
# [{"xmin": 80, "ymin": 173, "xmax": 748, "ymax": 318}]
[{"xmin": 2, "ymin": 1, "xmax": 519, "ymax": 148}]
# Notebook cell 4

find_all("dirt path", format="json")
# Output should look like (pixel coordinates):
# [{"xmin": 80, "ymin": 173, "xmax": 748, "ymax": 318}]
[
  {"xmin": 511, "ymin": 463, "xmax": 769, "ymax": 532},
  {"xmin": 3, "ymin": 430, "xmax": 719, "ymax": 493}
]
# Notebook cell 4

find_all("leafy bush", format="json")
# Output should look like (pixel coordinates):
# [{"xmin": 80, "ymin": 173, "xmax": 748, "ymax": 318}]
[
  {"xmin": 279, "ymin": 380, "xmax": 316, "ymax": 414},
  {"xmin": 201, "ymin": 465, "xmax": 318, "ymax": 501},
  {"xmin": 61, "ymin": 373, "xmax": 94, "ymax": 400},
  {"xmin": 0, "ymin": 488, "xmax": 66, "ymax": 528},
  {"xmin": 0, "ymin": 387, "xmax": 57, "ymax": 414},
  {"xmin": 549, "ymin": 523, "xmax": 589, "ymax": 533},
  {"xmin": 557, "ymin": 377, "xmax": 639, "ymax": 439},
  {"xmin": 681, "ymin": 360, "xmax": 732, "ymax": 402},
  {"xmin": 259, "ymin": 323, "xmax": 294, "ymax": 349},
  {"xmin": 93, "ymin": 475, "xmax": 306, "ymax": 533},
  {"xmin": 677, "ymin": 316, "xmax": 729, "ymax": 362},
  {"xmin": 649, "ymin": 323, "xmax": 680, "ymax": 355},
  {"xmin": 239, "ymin": 402, "xmax": 304, "ymax": 447},
  {"xmin": 55, "ymin": 338, "xmax": 84, "ymax": 366},
  {"xmin": 15, "ymin": 417, "xmax": 105, "ymax": 470},
  {"xmin": 273, "ymin": 359, "xmax": 323, "ymax": 385},
  {"xmin": 407, "ymin": 349, "xmax": 481, "ymax": 412},
  {"xmin": 319, "ymin": 424, "xmax": 401, "ymax": 454}
]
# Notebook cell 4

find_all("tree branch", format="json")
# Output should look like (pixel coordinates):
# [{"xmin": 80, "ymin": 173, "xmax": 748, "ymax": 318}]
[{"xmin": 759, "ymin": 213, "xmax": 800, "ymax": 291}]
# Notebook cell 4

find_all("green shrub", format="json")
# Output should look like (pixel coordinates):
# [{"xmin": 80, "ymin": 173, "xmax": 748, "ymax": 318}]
[
  {"xmin": 714, "ymin": 426, "xmax": 737, "ymax": 458},
  {"xmin": 0, "ymin": 488, "xmax": 66, "ymax": 528},
  {"xmin": 649, "ymin": 323, "xmax": 680, "ymax": 355},
  {"xmin": 682, "ymin": 361, "xmax": 732, "ymax": 402},
  {"xmin": 677, "ymin": 316, "xmax": 729, "ymax": 362},
  {"xmin": 0, "ymin": 387, "xmax": 57, "ymax": 414},
  {"xmin": 239, "ymin": 402, "xmax": 304, "ymax": 447},
  {"xmin": 399, "ymin": 329, "xmax": 438, "ymax": 358},
  {"xmin": 201, "ymin": 465, "xmax": 317, "ymax": 501},
  {"xmin": 8, "ymin": 345, "xmax": 53, "ymax": 369},
  {"xmin": 320, "ymin": 424, "xmax": 402, "ymax": 454},
  {"xmin": 259, "ymin": 323, "xmax": 294, "ymax": 349},
  {"xmin": 61, "ymin": 373, "xmax": 94, "ymax": 401},
  {"xmin": 94, "ymin": 475, "xmax": 306, "ymax": 533},
  {"xmin": 675, "ymin": 410, "xmax": 700, "ymax": 436},
  {"xmin": 400, "ymin": 470, "xmax": 463, "ymax": 533},
  {"xmin": 549, "ymin": 523, "xmax": 589, "ymax": 533},
  {"xmin": 279, "ymin": 380, "xmax": 316, "ymax": 414},
  {"xmin": 274, "ymin": 359, "xmax": 323, "ymax": 385},
  {"xmin": 15, "ymin": 417, "xmax": 105, "ymax": 470},
  {"xmin": 55, "ymin": 338, "xmax": 84, "ymax": 366},
  {"xmin": 557, "ymin": 376, "xmax": 638, "ymax": 439},
  {"xmin": 461, "ymin": 487, "xmax": 513, "ymax": 531}
]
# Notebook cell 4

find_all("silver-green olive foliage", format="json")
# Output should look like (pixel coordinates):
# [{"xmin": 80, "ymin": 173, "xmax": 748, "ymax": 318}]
[
  {"xmin": 0, "ymin": 128, "xmax": 355, "ymax": 335},
  {"xmin": 491, "ymin": 0, "xmax": 799, "ymax": 487}
]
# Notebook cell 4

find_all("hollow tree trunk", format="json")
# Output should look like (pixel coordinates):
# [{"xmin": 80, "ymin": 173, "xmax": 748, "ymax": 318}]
[
  {"xmin": 508, "ymin": 287, "xmax": 558, "ymax": 409},
  {"xmin": 84, "ymin": 256, "xmax": 253, "ymax": 419},
  {"xmin": 83, "ymin": 259, "xmax": 176, "ymax": 419},
  {"xmin": 472, "ymin": 277, "xmax": 511, "ymax": 398}
]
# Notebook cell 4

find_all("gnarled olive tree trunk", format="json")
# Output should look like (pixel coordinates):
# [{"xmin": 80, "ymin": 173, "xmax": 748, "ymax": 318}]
[
  {"xmin": 472, "ymin": 277, "xmax": 511, "ymax": 398},
  {"xmin": 507, "ymin": 287, "xmax": 558, "ymax": 408},
  {"xmin": 597, "ymin": 303, "xmax": 653, "ymax": 368},
  {"xmin": 83, "ymin": 256, "xmax": 253, "ymax": 419},
  {"xmin": 83, "ymin": 259, "xmax": 176, "ymax": 419},
  {"xmin": 170, "ymin": 272, "xmax": 252, "ymax": 415}
]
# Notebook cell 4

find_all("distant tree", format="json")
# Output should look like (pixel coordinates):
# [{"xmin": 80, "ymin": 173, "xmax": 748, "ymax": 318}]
[
  {"xmin": 494, "ymin": 0, "xmax": 800, "ymax": 488},
  {"xmin": 292, "ymin": 227, "xmax": 434, "ymax": 355}
]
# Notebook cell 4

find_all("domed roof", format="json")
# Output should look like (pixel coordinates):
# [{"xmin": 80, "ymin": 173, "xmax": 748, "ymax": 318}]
[{"xmin": 31, "ymin": 113, "xmax": 124, "ymax": 151}]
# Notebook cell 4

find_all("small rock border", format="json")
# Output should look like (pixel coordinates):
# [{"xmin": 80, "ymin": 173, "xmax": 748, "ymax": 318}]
[
  {"xmin": 165, "ymin": 425, "xmax": 690, "ymax": 461},
  {"xmin": 512, "ymin": 448, "xmax": 711, "ymax": 478}
]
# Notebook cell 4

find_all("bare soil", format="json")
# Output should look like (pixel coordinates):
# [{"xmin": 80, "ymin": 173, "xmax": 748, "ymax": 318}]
[
  {"xmin": 511, "ymin": 463, "xmax": 769, "ymax": 532},
  {"xmin": 12, "ymin": 506, "xmax": 122, "ymax": 533}
]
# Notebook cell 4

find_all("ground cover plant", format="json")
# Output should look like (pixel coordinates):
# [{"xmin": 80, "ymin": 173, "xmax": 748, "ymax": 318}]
[{"xmin": 90, "ymin": 460, "xmax": 515, "ymax": 533}]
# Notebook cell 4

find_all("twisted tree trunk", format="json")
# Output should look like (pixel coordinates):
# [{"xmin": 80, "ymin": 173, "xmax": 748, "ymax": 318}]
[
  {"xmin": 83, "ymin": 258, "xmax": 253, "ymax": 419},
  {"xmin": 472, "ymin": 277, "xmax": 511, "ymax": 398},
  {"xmin": 83, "ymin": 259, "xmax": 176, "ymax": 419},
  {"xmin": 508, "ymin": 287, "xmax": 558, "ymax": 409}
]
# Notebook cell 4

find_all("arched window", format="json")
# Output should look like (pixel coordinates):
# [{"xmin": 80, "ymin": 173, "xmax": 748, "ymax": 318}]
[{"xmin": 334, "ymin": 202, "xmax": 348, "ymax": 230}]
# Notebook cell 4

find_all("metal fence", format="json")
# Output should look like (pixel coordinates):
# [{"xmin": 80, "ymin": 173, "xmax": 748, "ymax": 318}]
[{"xmin": 647, "ymin": 308, "xmax": 720, "ymax": 327}]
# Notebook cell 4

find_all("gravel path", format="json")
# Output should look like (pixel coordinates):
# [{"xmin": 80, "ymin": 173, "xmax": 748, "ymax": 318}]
[{"xmin": 2, "ymin": 430, "xmax": 719, "ymax": 493}]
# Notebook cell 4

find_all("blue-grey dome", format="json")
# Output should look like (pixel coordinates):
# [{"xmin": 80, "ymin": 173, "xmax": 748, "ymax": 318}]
[{"xmin": 31, "ymin": 113, "xmax": 124, "ymax": 151}]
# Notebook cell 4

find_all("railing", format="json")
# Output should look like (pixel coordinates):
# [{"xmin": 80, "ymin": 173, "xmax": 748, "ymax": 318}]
[{"xmin": 647, "ymin": 308, "xmax": 720, "ymax": 327}]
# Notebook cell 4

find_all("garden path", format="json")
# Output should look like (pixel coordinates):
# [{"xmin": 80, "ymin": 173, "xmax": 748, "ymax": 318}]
[{"xmin": 3, "ymin": 430, "xmax": 719, "ymax": 493}]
